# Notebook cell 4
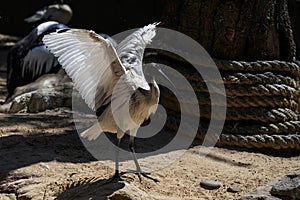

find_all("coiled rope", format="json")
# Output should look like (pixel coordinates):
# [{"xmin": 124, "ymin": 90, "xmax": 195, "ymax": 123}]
[
  {"xmin": 145, "ymin": 50, "xmax": 300, "ymax": 151},
  {"xmin": 215, "ymin": 60, "xmax": 300, "ymax": 77},
  {"xmin": 219, "ymin": 134, "xmax": 300, "ymax": 149}
]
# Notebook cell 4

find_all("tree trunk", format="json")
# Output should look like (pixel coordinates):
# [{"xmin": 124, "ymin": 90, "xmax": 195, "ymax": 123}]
[
  {"xmin": 287, "ymin": 0, "xmax": 300, "ymax": 60},
  {"xmin": 160, "ymin": 0, "xmax": 296, "ymax": 61},
  {"xmin": 155, "ymin": 0, "xmax": 300, "ymax": 152}
]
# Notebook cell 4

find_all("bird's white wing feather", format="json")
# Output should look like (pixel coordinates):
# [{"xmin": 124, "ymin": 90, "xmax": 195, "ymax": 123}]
[
  {"xmin": 116, "ymin": 22, "xmax": 160, "ymax": 90},
  {"xmin": 42, "ymin": 28, "xmax": 126, "ymax": 111}
]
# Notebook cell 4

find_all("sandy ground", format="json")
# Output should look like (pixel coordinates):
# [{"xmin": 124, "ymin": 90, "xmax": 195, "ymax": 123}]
[{"xmin": 0, "ymin": 34, "xmax": 299, "ymax": 200}]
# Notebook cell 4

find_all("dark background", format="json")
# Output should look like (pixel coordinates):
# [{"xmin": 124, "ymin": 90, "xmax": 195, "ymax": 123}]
[
  {"xmin": 0, "ymin": 0, "xmax": 164, "ymax": 37},
  {"xmin": 1, "ymin": 0, "xmax": 300, "ymax": 60}
]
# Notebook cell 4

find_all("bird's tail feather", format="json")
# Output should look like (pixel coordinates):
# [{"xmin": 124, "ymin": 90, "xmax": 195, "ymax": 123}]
[{"xmin": 80, "ymin": 123, "xmax": 102, "ymax": 140}]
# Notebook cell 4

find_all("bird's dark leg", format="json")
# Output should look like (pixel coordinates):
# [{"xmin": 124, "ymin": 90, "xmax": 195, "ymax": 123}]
[
  {"xmin": 107, "ymin": 137, "xmax": 125, "ymax": 182},
  {"xmin": 129, "ymin": 135, "xmax": 159, "ymax": 182},
  {"xmin": 113, "ymin": 137, "xmax": 121, "ymax": 179}
]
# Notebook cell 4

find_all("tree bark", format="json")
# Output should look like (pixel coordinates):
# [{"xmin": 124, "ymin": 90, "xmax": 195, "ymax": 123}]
[
  {"xmin": 287, "ymin": 0, "xmax": 300, "ymax": 60},
  {"xmin": 161, "ymin": 0, "xmax": 296, "ymax": 61}
]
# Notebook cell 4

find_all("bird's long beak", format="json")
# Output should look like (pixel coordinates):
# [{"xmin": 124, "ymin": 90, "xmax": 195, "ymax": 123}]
[
  {"xmin": 144, "ymin": 63, "xmax": 179, "ymax": 95},
  {"xmin": 153, "ymin": 65, "xmax": 179, "ymax": 95}
]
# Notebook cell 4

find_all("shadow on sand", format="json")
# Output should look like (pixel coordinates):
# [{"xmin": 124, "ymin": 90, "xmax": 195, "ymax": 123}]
[
  {"xmin": 0, "ymin": 114, "xmax": 97, "ymax": 174},
  {"xmin": 55, "ymin": 179, "xmax": 126, "ymax": 200}
]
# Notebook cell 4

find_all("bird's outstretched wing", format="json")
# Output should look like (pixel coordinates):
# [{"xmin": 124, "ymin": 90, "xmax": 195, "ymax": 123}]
[
  {"xmin": 116, "ymin": 22, "xmax": 160, "ymax": 90},
  {"xmin": 21, "ymin": 45, "xmax": 61, "ymax": 80},
  {"xmin": 42, "ymin": 28, "xmax": 126, "ymax": 111}
]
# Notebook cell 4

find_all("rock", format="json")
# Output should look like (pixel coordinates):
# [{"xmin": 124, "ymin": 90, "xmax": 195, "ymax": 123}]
[
  {"xmin": 270, "ymin": 169, "xmax": 300, "ymax": 199},
  {"xmin": 200, "ymin": 180, "xmax": 221, "ymax": 190},
  {"xmin": 241, "ymin": 169, "xmax": 300, "ymax": 200},
  {"xmin": 227, "ymin": 186, "xmax": 242, "ymax": 193},
  {"xmin": 9, "ymin": 92, "xmax": 33, "ymax": 113},
  {"xmin": 27, "ymin": 84, "xmax": 73, "ymax": 113},
  {"xmin": 107, "ymin": 182, "xmax": 148, "ymax": 200},
  {"xmin": 0, "ymin": 194, "xmax": 16, "ymax": 200},
  {"xmin": 4, "ymin": 82, "xmax": 76, "ymax": 113},
  {"xmin": 240, "ymin": 184, "xmax": 281, "ymax": 200},
  {"xmin": 0, "ymin": 102, "xmax": 12, "ymax": 113},
  {"xmin": 1, "ymin": 70, "xmax": 75, "ymax": 114}
]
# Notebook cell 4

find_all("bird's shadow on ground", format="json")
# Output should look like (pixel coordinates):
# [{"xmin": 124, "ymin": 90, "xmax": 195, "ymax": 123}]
[{"xmin": 55, "ymin": 178, "xmax": 126, "ymax": 200}]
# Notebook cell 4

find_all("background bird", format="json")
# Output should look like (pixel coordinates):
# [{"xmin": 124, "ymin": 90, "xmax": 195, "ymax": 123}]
[
  {"xmin": 24, "ymin": 0, "xmax": 73, "ymax": 25},
  {"xmin": 6, "ymin": 21, "xmax": 68, "ymax": 102},
  {"xmin": 43, "ymin": 22, "xmax": 161, "ymax": 182}
]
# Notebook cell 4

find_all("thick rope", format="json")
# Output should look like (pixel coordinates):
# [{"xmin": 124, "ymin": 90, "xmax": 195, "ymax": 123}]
[
  {"xmin": 165, "ymin": 118, "xmax": 300, "ymax": 150},
  {"xmin": 216, "ymin": 107, "xmax": 298, "ymax": 123},
  {"xmin": 219, "ymin": 134, "xmax": 300, "ymax": 149},
  {"xmin": 225, "ymin": 96, "xmax": 298, "ymax": 109},
  {"xmin": 223, "ymin": 121, "xmax": 300, "ymax": 135},
  {"xmin": 225, "ymin": 84, "xmax": 299, "ymax": 98},
  {"xmin": 160, "ymin": 90, "xmax": 298, "ymax": 109},
  {"xmin": 223, "ymin": 72, "xmax": 297, "ymax": 88},
  {"xmin": 175, "ymin": 82, "xmax": 299, "ymax": 100},
  {"xmin": 161, "ymin": 100, "xmax": 298, "ymax": 123},
  {"xmin": 153, "ymin": 67, "xmax": 298, "ymax": 88},
  {"xmin": 215, "ymin": 60, "xmax": 300, "ymax": 77}
]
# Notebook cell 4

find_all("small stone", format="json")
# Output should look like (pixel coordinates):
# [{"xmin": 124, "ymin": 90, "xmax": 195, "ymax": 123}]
[
  {"xmin": 39, "ymin": 163, "xmax": 50, "ymax": 170},
  {"xmin": 227, "ymin": 186, "xmax": 243, "ymax": 193},
  {"xmin": 200, "ymin": 180, "xmax": 221, "ymax": 190}
]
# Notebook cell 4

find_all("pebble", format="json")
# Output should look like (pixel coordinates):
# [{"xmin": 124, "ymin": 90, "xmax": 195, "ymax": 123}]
[
  {"xmin": 227, "ymin": 186, "xmax": 243, "ymax": 193},
  {"xmin": 39, "ymin": 162, "xmax": 50, "ymax": 170},
  {"xmin": 200, "ymin": 180, "xmax": 221, "ymax": 190}
]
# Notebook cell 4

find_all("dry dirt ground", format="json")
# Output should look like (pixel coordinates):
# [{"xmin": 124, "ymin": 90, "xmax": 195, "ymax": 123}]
[{"xmin": 0, "ymin": 34, "xmax": 299, "ymax": 200}]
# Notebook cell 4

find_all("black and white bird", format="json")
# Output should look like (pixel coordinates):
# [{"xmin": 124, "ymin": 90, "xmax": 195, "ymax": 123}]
[
  {"xmin": 24, "ymin": 0, "xmax": 73, "ymax": 25},
  {"xmin": 43, "ymin": 23, "xmax": 161, "ymax": 182},
  {"xmin": 6, "ymin": 21, "xmax": 68, "ymax": 101}
]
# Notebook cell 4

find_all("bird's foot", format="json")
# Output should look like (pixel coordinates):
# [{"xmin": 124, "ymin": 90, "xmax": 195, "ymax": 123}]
[
  {"xmin": 106, "ymin": 171, "xmax": 128, "ymax": 183},
  {"xmin": 135, "ymin": 171, "xmax": 159, "ymax": 183}
]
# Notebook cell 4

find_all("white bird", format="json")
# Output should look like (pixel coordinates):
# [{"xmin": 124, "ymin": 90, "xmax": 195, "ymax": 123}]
[
  {"xmin": 42, "ymin": 22, "xmax": 161, "ymax": 182},
  {"xmin": 24, "ymin": 0, "xmax": 73, "ymax": 25}
]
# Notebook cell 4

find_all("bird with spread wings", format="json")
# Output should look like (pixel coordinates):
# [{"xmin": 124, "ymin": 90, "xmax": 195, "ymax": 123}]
[{"xmin": 43, "ymin": 22, "xmax": 161, "ymax": 182}]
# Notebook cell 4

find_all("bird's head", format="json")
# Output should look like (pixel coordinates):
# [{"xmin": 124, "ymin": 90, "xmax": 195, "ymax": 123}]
[
  {"xmin": 137, "ymin": 79, "xmax": 160, "ymax": 116},
  {"xmin": 136, "ymin": 79, "xmax": 160, "ymax": 105}
]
